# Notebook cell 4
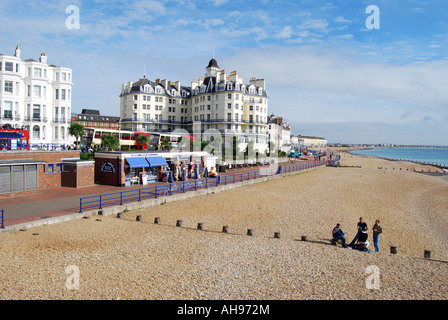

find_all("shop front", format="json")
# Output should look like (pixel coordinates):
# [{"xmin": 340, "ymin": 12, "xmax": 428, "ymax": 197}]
[{"xmin": 94, "ymin": 151, "xmax": 210, "ymax": 187}]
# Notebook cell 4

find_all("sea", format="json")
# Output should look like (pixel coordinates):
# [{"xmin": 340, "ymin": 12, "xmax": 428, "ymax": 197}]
[{"xmin": 349, "ymin": 147, "xmax": 448, "ymax": 167}]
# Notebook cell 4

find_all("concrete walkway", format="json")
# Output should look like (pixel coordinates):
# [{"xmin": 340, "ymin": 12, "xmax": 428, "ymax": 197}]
[{"xmin": 0, "ymin": 159, "xmax": 316, "ymax": 229}]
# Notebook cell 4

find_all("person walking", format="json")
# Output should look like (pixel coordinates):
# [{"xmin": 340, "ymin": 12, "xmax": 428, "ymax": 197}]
[
  {"xmin": 372, "ymin": 220, "xmax": 383, "ymax": 252},
  {"xmin": 348, "ymin": 217, "xmax": 368, "ymax": 247}
]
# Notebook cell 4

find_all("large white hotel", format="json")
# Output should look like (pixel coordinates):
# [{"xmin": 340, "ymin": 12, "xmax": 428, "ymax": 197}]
[
  {"xmin": 0, "ymin": 46, "xmax": 73, "ymax": 148},
  {"xmin": 120, "ymin": 58, "xmax": 270, "ymax": 153}
]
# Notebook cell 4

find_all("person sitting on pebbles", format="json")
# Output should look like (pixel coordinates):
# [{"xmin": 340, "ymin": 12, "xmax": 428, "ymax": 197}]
[{"xmin": 332, "ymin": 223, "xmax": 347, "ymax": 248}]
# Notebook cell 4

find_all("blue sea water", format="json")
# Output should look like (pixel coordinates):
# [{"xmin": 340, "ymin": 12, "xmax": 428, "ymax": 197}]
[{"xmin": 349, "ymin": 148, "xmax": 448, "ymax": 167}]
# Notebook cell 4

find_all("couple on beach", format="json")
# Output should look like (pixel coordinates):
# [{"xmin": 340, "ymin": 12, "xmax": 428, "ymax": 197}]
[{"xmin": 332, "ymin": 218, "xmax": 383, "ymax": 252}]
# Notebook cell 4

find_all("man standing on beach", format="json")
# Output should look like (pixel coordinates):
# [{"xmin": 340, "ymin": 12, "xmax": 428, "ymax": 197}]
[
  {"xmin": 372, "ymin": 220, "xmax": 383, "ymax": 252},
  {"xmin": 348, "ymin": 217, "xmax": 368, "ymax": 247}
]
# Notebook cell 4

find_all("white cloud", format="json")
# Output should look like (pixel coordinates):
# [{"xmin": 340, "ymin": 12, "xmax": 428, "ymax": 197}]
[
  {"xmin": 210, "ymin": 0, "xmax": 228, "ymax": 7},
  {"xmin": 227, "ymin": 45, "xmax": 448, "ymax": 126},
  {"xmin": 334, "ymin": 16, "xmax": 351, "ymax": 24},
  {"xmin": 276, "ymin": 26, "xmax": 293, "ymax": 39},
  {"xmin": 298, "ymin": 19, "xmax": 329, "ymax": 31}
]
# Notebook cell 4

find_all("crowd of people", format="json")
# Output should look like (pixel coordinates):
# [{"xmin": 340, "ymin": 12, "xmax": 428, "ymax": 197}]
[
  {"xmin": 160, "ymin": 162, "xmax": 219, "ymax": 183},
  {"xmin": 332, "ymin": 217, "xmax": 383, "ymax": 252}
]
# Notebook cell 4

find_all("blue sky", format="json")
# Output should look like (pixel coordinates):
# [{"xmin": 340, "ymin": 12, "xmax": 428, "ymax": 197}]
[{"xmin": 1, "ymin": 0, "xmax": 447, "ymax": 145}]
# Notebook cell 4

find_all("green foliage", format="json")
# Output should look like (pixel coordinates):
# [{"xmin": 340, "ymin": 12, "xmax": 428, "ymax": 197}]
[
  {"xmin": 68, "ymin": 122, "xmax": 85, "ymax": 146},
  {"xmin": 101, "ymin": 134, "xmax": 119, "ymax": 151}
]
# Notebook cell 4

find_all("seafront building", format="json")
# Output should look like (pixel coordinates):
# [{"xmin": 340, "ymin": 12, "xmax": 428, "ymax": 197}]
[
  {"xmin": 268, "ymin": 115, "xmax": 292, "ymax": 153},
  {"xmin": 119, "ymin": 58, "xmax": 270, "ymax": 154},
  {"xmin": 293, "ymin": 135, "xmax": 328, "ymax": 148},
  {"xmin": 72, "ymin": 109, "xmax": 120, "ymax": 130},
  {"xmin": 0, "ymin": 46, "xmax": 74, "ymax": 149}
]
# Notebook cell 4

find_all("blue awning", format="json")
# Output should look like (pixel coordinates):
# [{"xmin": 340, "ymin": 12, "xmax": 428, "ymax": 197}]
[
  {"xmin": 125, "ymin": 157, "xmax": 149, "ymax": 169},
  {"xmin": 146, "ymin": 156, "xmax": 167, "ymax": 167}
]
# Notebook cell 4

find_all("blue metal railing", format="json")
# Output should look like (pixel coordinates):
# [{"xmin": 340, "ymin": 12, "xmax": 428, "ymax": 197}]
[
  {"xmin": 1, "ymin": 210, "xmax": 4, "ymax": 229},
  {"xmin": 79, "ymin": 159, "xmax": 338, "ymax": 213}
]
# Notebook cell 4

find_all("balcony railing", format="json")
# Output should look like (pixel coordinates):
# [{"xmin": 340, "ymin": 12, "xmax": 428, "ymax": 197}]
[{"xmin": 121, "ymin": 118, "xmax": 268, "ymax": 126}]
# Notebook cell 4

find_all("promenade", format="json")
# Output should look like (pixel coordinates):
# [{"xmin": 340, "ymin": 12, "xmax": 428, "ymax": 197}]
[
  {"xmin": 0, "ymin": 158, "xmax": 316, "ymax": 228},
  {"xmin": 0, "ymin": 153, "xmax": 446, "ymax": 300}
]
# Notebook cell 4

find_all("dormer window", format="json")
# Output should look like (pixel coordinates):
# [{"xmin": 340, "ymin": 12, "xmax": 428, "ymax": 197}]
[
  {"xmin": 249, "ymin": 85, "xmax": 256, "ymax": 95},
  {"xmin": 258, "ymin": 87, "xmax": 263, "ymax": 95},
  {"xmin": 227, "ymin": 82, "xmax": 233, "ymax": 91}
]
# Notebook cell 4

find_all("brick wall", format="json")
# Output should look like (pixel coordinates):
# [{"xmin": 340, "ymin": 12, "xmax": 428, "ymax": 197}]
[
  {"xmin": 95, "ymin": 157, "xmax": 123, "ymax": 186},
  {"xmin": 0, "ymin": 151, "xmax": 81, "ymax": 198},
  {"xmin": 0, "ymin": 150, "xmax": 81, "ymax": 162}
]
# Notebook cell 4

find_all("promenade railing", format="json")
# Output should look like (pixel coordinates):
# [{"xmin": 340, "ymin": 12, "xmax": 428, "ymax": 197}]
[
  {"xmin": 79, "ymin": 159, "xmax": 338, "ymax": 213},
  {"xmin": 1, "ymin": 210, "xmax": 4, "ymax": 229}
]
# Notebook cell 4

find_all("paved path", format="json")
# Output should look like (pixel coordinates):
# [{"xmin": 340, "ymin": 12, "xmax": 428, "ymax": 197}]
[{"xmin": 0, "ymin": 159, "xmax": 313, "ymax": 227}]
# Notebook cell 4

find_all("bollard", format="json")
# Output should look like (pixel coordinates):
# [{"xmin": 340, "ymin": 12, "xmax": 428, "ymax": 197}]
[
  {"xmin": 176, "ymin": 220, "xmax": 183, "ymax": 227},
  {"xmin": 222, "ymin": 226, "xmax": 229, "ymax": 233},
  {"xmin": 390, "ymin": 245, "xmax": 397, "ymax": 254},
  {"xmin": 274, "ymin": 232, "xmax": 280, "ymax": 239},
  {"xmin": 117, "ymin": 212, "xmax": 123, "ymax": 219},
  {"xmin": 197, "ymin": 222, "xmax": 204, "ymax": 230},
  {"xmin": 136, "ymin": 215, "xmax": 142, "ymax": 222},
  {"xmin": 301, "ymin": 235, "xmax": 308, "ymax": 241},
  {"xmin": 247, "ymin": 229, "xmax": 254, "ymax": 236},
  {"xmin": 424, "ymin": 250, "xmax": 431, "ymax": 259},
  {"xmin": 154, "ymin": 217, "xmax": 161, "ymax": 224}
]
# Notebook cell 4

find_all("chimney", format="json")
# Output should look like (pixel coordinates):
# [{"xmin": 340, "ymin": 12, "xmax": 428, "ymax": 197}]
[
  {"xmin": 40, "ymin": 53, "xmax": 47, "ymax": 64},
  {"xmin": 175, "ymin": 81, "xmax": 181, "ymax": 91}
]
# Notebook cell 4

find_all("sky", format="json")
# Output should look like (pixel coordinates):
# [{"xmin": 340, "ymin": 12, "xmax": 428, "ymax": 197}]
[{"xmin": 1, "ymin": 0, "xmax": 447, "ymax": 145}]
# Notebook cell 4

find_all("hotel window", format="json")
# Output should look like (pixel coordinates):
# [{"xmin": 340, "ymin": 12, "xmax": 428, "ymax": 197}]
[
  {"xmin": 3, "ymin": 101, "xmax": 12, "ymax": 119},
  {"xmin": 34, "ymin": 68, "xmax": 42, "ymax": 77},
  {"xmin": 33, "ymin": 85, "xmax": 41, "ymax": 98},
  {"xmin": 4, "ymin": 81, "xmax": 13, "ymax": 93},
  {"xmin": 15, "ymin": 82, "xmax": 19, "ymax": 95},
  {"xmin": 5, "ymin": 62, "xmax": 14, "ymax": 72},
  {"xmin": 62, "ymin": 73, "xmax": 67, "ymax": 81},
  {"xmin": 55, "ymin": 89, "xmax": 59, "ymax": 100},
  {"xmin": 33, "ymin": 105, "xmax": 41, "ymax": 120},
  {"xmin": 32, "ymin": 125, "xmax": 40, "ymax": 139},
  {"xmin": 61, "ymin": 89, "xmax": 66, "ymax": 100}
]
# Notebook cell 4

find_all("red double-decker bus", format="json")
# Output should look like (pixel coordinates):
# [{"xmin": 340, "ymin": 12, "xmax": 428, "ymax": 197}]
[{"xmin": 0, "ymin": 129, "xmax": 30, "ymax": 150}]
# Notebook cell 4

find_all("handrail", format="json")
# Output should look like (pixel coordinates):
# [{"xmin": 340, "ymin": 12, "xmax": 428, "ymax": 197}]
[
  {"xmin": 1, "ymin": 209, "xmax": 4, "ymax": 229},
  {"xmin": 79, "ymin": 158, "xmax": 338, "ymax": 213}
]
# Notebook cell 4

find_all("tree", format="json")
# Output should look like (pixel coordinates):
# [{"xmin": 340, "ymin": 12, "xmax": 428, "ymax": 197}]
[
  {"xmin": 101, "ymin": 134, "xmax": 119, "ymax": 151},
  {"xmin": 136, "ymin": 134, "xmax": 149, "ymax": 150},
  {"xmin": 68, "ymin": 122, "xmax": 85, "ymax": 149},
  {"xmin": 160, "ymin": 138, "xmax": 172, "ymax": 151}
]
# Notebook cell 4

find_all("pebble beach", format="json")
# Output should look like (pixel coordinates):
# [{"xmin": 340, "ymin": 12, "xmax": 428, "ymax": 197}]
[{"xmin": 0, "ymin": 150, "xmax": 447, "ymax": 300}]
